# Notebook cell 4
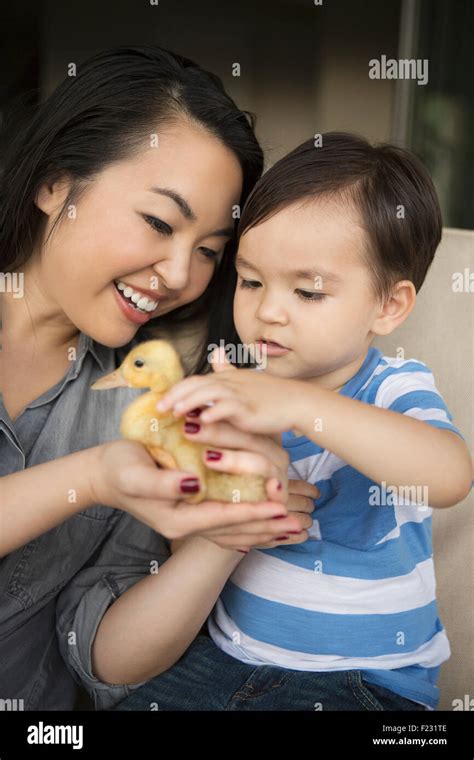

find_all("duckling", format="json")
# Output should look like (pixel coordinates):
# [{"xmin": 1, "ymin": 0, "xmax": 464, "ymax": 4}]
[{"xmin": 91, "ymin": 340, "xmax": 267, "ymax": 504}]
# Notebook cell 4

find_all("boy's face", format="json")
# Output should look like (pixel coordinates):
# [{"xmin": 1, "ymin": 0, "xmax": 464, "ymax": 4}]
[{"xmin": 234, "ymin": 197, "xmax": 383, "ymax": 387}]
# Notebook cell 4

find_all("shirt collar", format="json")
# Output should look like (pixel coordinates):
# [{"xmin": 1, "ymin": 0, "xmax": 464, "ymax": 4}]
[
  {"xmin": 338, "ymin": 346, "xmax": 382, "ymax": 398},
  {"xmin": 79, "ymin": 332, "xmax": 110, "ymax": 373}
]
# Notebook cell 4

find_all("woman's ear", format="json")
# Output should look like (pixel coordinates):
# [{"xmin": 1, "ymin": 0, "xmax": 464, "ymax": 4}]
[
  {"xmin": 34, "ymin": 176, "xmax": 72, "ymax": 216},
  {"xmin": 371, "ymin": 280, "xmax": 417, "ymax": 336}
]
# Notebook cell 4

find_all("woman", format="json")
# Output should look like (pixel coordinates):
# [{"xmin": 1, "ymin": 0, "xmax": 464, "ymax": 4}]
[{"xmin": 0, "ymin": 45, "xmax": 316, "ymax": 709}]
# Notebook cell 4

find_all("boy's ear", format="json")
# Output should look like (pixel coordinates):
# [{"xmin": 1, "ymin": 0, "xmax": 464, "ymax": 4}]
[{"xmin": 371, "ymin": 280, "xmax": 417, "ymax": 336}]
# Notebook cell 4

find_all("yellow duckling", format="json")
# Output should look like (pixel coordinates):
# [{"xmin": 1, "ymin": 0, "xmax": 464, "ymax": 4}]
[{"xmin": 91, "ymin": 340, "xmax": 267, "ymax": 504}]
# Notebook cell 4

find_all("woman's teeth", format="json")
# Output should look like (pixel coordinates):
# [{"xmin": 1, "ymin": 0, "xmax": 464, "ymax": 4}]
[{"xmin": 115, "ymin": 281, "xmax": 158, "ymax": 313}]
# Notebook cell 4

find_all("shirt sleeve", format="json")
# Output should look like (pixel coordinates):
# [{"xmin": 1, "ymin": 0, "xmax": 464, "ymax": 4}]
[
  {"xmin": 55, "ymin": 511, "xmax": 171, "ymax": 711},
  {"xmin": 372, "ymin": 359, "xmax": 465, "ymax": 440}
]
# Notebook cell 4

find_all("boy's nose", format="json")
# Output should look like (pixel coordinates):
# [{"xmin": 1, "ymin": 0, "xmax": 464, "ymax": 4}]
[{"xmin": 255, "ymin": 297, "xmax": 289, "ymax": 324}]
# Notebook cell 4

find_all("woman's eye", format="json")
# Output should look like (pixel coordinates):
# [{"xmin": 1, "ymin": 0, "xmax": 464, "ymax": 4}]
[
  {"xmin": 143, "ymin": 215, "xmax": 172, "ymax": 236},
  {"xmin": 238, "ymin": 278, "xmax": 261, "ymax": 289},
  {"xmin": 199, "ymin": 247, "xmax": 220, "ymax": 260},
  {"xmin": 296, "ymin": 290, "xmax": 327, "ymax": 302}
]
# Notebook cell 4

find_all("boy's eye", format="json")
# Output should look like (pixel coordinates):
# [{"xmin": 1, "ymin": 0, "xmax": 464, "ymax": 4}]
[
  {"xmin": 143, "ymin": 214, "xmax": 172, "ymax": 236},
  {"xmin": 296, "ymin": 289, "xmax": 327, "ymax": 302},
  {"xmin": 238, "ymin": 278, "xmax": 261, "ymax": 289}
]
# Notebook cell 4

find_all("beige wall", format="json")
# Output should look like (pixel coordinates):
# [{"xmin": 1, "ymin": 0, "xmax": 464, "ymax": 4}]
[
  {"xmin": 375, "ymin": 228, "xmax": 473, "ymax": 710},
  {"xmin": 40, "ymin": 0, "xmax": 399, "ymax": 166}
]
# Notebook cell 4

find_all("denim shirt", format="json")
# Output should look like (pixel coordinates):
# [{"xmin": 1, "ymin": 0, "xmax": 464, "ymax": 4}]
[{"xmin": 0, "ymin": 331, "xmax": 170, "ymax": 710}]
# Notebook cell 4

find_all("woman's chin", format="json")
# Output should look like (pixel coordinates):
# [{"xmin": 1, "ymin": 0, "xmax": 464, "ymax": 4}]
[{"xmin": 79, "ymin": 321, "xmax": 138, "ymax": 349}]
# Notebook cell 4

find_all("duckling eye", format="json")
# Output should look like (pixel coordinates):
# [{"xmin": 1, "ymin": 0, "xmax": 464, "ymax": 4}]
[{"xmin": 134, "ymin": 359, "xmax": 145, "ymax": 368}]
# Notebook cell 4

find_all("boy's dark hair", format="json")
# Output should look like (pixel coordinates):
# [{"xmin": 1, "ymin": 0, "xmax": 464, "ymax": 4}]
[{"xmin": 238, "ymin": 132, "xmax": 442, "ymax": 301}]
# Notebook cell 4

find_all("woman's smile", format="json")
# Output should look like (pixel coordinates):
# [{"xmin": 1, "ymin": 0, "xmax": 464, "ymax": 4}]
[{"xmin": 112, "ymin": 280, "xmax": 162, "ymax": 325}]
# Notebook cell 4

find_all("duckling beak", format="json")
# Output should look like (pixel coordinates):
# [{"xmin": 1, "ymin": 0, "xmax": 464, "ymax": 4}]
[{"xmin": 91, "ymin": 369, "xmax": 130, "ymax": 390}]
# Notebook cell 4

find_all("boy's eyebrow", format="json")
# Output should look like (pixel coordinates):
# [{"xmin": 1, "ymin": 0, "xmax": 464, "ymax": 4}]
[
  {"xmin": 148, "ymin": 186, "xmax": 234, "ymax": 237},
  {"xmin": 293, "ymin": 267, "xmax": 342, "ymax": 283},
  {"xmin": 235, "ymin": 255, "xmax": 342, "ymax": 283}
]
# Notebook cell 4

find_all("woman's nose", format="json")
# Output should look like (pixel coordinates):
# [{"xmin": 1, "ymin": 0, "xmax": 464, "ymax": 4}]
[{"xmin": 152, "ymin": 258, "xmax": 190, "ymax": 292}]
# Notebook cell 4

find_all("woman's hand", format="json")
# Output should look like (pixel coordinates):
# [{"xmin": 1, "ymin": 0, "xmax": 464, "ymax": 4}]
[
  {"xmin": 177, "ymin": 407, "xmax": 318, "ymax": 550},
  {"xmin": 156, "ymin": 346, "xmax": 309, "ymax": 435},
  {"xmin": 179, "ymin": 477, "xmax": 317, "ymax": 554},
  {"xmin": 90, "ymin": 439, "xmax": 289, "ymax": 540}
]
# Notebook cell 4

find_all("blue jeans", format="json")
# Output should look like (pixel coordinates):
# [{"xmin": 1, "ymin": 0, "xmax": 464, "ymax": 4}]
[{"xmin": 114, "ymin": 634, "xmax": 427, "ymax": 711}]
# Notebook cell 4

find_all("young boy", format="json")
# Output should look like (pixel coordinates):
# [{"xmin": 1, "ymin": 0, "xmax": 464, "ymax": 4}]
[{"xmin": 118, "ymin": 132, "xmax": 472, "ymax": 711}]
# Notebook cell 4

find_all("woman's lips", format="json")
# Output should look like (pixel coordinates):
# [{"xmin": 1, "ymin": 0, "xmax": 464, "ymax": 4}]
[
  {"xmin": 113, "ymin": 282, "xmax": 160, "ymax": 325},
  {"xmin": 255, "ymin": 339, "xmax": 290, "ymax": 356}
]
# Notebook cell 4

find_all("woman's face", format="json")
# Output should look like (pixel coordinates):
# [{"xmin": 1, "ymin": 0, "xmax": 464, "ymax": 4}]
[{"xmin": 32, "ymin": 120, "xmax": 243, "ymax": 347}]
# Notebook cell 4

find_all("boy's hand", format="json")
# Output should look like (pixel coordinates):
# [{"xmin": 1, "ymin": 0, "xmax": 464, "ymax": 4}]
[{"xmin": 157, "ymin": 346, "xmax": 309, "ymax": 435}]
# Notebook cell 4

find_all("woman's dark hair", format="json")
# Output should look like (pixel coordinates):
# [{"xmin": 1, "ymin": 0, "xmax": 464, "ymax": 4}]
[
  {"xmin": 239, "ymin": 131, "xmax": 442, "ymax": 301},
  {"xmin": 0, "ymin": 44, "xmax": 263, "ymax": 373}
]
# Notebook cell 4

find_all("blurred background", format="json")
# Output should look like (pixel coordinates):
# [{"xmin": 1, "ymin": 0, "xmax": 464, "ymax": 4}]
[{"xmin": 1, "ymin": 0, "xmax": 472, "ymax": 228}]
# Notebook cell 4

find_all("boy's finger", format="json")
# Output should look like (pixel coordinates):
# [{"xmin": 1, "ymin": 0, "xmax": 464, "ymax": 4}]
[
  {"xmin": 288, "ymin": 478, "xmax": 320, "ymax": 499},
  {"xmin": 156, "ymin": 375, "xmax": 211, "ymax": 411},
  {"xmin": 287, "ymin": 493, "xmax": 316, "ymax": 513},
  {"xmin": 211, "ymin": 345, "xmax": 237, "ymax": 373},
  {"xmin": 173, "ymin": 385, "xmax": 230, "ymax": 417}
]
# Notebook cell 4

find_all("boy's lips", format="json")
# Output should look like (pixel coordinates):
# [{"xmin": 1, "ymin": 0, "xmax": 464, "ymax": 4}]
[
  {"xmin": 256, "ymin": 337, "xmax": 289, "ymax": 349},
  {"xmin": 255, "ymin": 338, "xmax": 291, "ymax": 356}
]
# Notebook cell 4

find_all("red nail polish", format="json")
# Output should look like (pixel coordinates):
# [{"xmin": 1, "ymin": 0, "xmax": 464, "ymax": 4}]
[
  {"xmin": 184, "ymin": 422, "xmax": 200, "ymax": 434},
  {"xmin": 180, "ymin": 478, "xmax": 200, "ymax": 493},
  {"xmin": 206, "ymin": 450, "xmax": 222, "ymax": 461},
  {"xmin": 237, "ymin": 549, "xmax": 249, "ymax": 554},
  {"xmin": 289, "ymin": 531, "xmax": 302, "ymax": 535},
  {"xmin": 187, "ymin": 408, "xmax": 202, "ymax": 418},
  {"xmin": 275, "ymin": 535, "xmax": 289, "ymax": 540},
  {"xmin": 272, "ymin": 515, "xmax": 287, "ymax": 519},
  {"xmin": 276, "ymin": 481, "xmax": 283, "ymax": 490}
]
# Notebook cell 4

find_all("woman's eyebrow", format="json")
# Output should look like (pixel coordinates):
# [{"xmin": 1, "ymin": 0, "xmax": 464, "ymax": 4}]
[
  {"xmin": 147, "ymin": 186, "xmax": 234, "ymax": 237},
  {"xmin": 148, "ymin": 186, "xmax": 196, "ymax": 220}
]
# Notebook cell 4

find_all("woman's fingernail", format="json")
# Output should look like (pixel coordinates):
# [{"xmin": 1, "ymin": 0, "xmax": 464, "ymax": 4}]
[
  {"xmin": 205, "ymin": 450, "xmax": 222, "ymax": 461},
  {"xmin": 288, "ymin": 530, "xmax": 303, "ymax": 535},
  {"xmin": 186, "ymin": 408, "xmax": 202, "ymax": 418},
  {"xmin": 180, "ymin": 478, "xmax": 200, "ymax": 493},
  {"xmin": 237, "ymin": 549, "xmax": 249, "ymax": 554},
  {"xmin": 272, "ymin": 515, "xmax": 287, "ymax": 519},
  {"xmin": 276, "ymin": 481, "xmax": 283, "ymax": 490},
  {"xmin": 184, "ymin": 422, "xmax": 200, "ymax": 434},
  {"xmin": 275, "ymin": 535, "xmax": 289, "ymax": 541}
]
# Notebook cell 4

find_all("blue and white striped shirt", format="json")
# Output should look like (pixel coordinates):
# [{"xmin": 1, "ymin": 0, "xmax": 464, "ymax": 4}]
[{"xmin": 208, "ymin": 347, "xmax": 465, "ymax": 710}]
